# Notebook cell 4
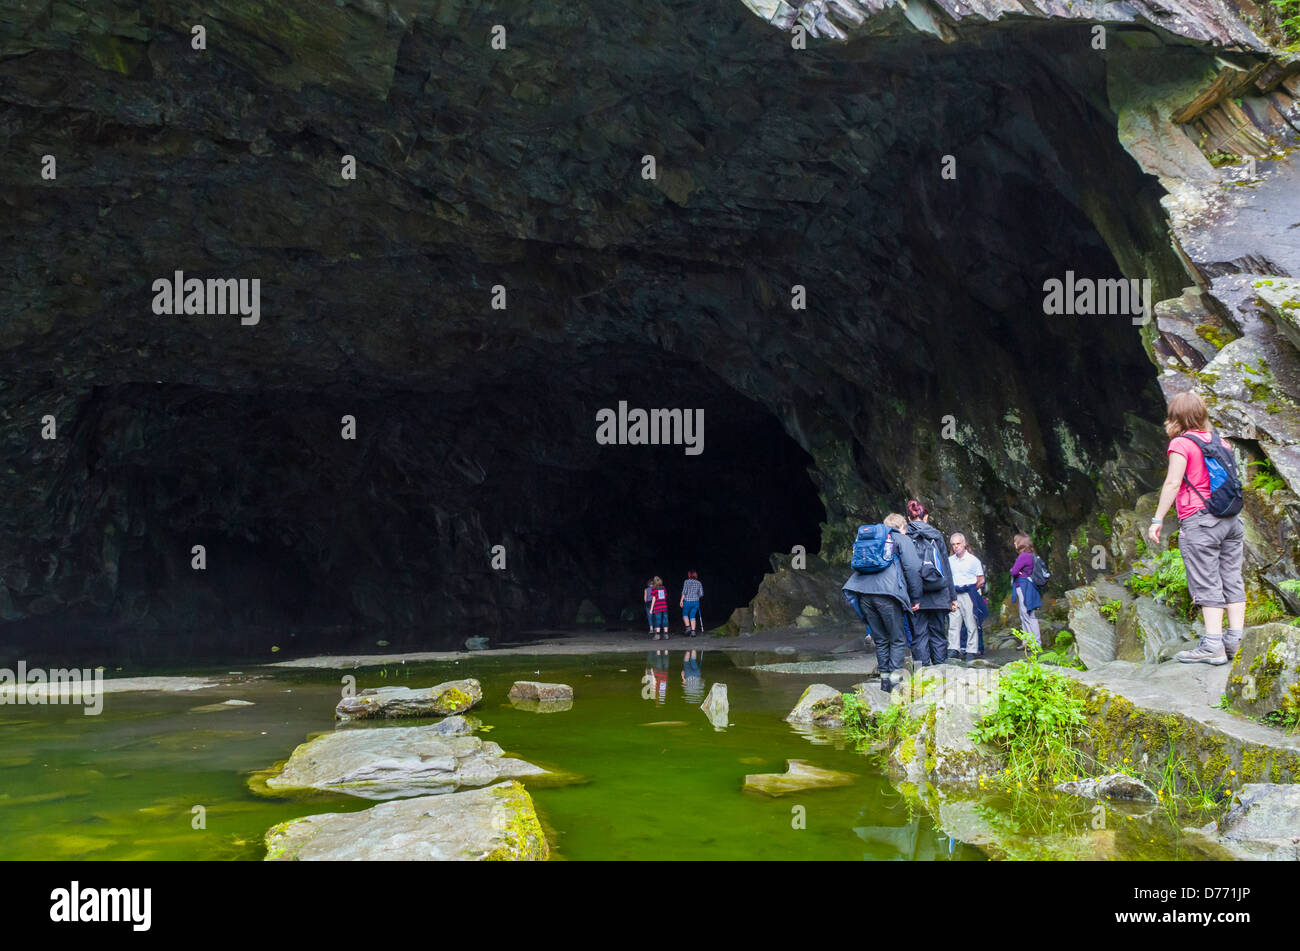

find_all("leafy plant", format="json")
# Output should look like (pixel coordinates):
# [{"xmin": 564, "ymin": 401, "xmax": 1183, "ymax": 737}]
[
  {"xmin": 1244, "ymin": 595, "xmax": 1287, "ymax": 626},
  {"xmin": 970, "ymin": 633, "xmax": 1088, "ymax": 787},
  {"xmin": 841, "ymin": 691, "xmax": 916, "ymax": 752},
  {"xmin": 1126, "ymin": 548, "xmax": 1193, "ymax": 619},
  {"xmin": 1271, "ymin": 0, "xmax": 1300, "ymax": 45},
  {"xmin": 1249, "ymin": 459, "xmax": 1286, "ymax": 496},
  {"xmin": 1099, "ymin": 599, "xmax": 1122, "ymax": 624}
]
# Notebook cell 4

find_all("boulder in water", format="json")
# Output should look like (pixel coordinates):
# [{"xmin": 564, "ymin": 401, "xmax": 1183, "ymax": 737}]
[
  {"xmin": 785, "ymin": 683, "xmax": 845, "ymax": 726},
  {"xmin": 743, "ymin": 759, "xmax": 855, "ymax": 796},
  {"xmin": 263, "ymin": 780, "xmax": 549, "ymax": 861},
  {"xmin": 260, "ymin": 722, "xmax": 546, "ymax": 799},
  {"xmin": 335, "ymin": 679, "xmax": 482, "ymax": 720},
  {"xmin": 508, "ymin": 681, "xmax": 574, "ymax": 702},
  {"xmin": 700, "ymin": 683, "xmax": 729, "ymax": 728}
]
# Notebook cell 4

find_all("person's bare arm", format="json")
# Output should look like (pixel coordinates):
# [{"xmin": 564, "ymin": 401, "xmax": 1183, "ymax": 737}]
[{"xmin": 1149, "ymin": 452, "xmax": 1187, "ymax": 543}]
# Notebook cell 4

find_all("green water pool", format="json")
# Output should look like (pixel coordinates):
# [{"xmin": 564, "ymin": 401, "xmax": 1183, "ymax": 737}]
[{"xmin": 0, "ymin": 649, "xmax": 1213, "ymax": 860}]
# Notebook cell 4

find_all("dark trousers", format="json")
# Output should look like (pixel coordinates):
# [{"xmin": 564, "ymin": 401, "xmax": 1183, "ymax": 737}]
[
  {"xmin": 860, "ymin": 595, "xmax": 908, "ymax": 685},
  {"xmin": 911, "ymin": 609, "xmax": 949, "ymax": 666}
]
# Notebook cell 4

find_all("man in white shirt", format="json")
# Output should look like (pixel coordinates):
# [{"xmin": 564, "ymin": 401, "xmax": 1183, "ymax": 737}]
[{"xmin": 947, "ymin": 533, "xmax": 985, "ymax": 661}]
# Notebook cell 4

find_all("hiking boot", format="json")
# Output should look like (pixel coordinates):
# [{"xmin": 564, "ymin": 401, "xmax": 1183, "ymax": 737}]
[
  {"xmin": 1223, "ymin": 633, "xmax": 1242, "ymax": 661},
  {"xmin": 1175, "ymin": 638, "xmax": 1228, "ymax": 665}
]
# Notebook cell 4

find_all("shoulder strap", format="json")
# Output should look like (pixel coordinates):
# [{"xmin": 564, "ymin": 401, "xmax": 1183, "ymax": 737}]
[{"xmin": 1174, "ymin": 434, "xmax": 1212, "ymax": 507}]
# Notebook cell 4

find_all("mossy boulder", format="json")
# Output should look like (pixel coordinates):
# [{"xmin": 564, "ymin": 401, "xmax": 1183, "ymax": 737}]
[
  {"xmin": 887, "ymin": 668, "xmax": 1004, "ymax": 785},
  {"xmin": 263, "ymin": 780, "xmax": 549, "ymax": 861},
  {"xmin": 335, "ymin": 679, "xmax": 483, "ymax": 720},
  {"xmin": 1225, "ymin": 623, "xmax": 1300, "ymax": 720},
  {"xmin": 785, "ymin": 683, "xmax": 846, "ymax": 727}
]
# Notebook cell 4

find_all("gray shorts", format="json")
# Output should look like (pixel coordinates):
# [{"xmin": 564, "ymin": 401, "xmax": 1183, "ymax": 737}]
[{"xmin": 1178, "ymin": 510, "xmax": 1246, "ymax": 609}]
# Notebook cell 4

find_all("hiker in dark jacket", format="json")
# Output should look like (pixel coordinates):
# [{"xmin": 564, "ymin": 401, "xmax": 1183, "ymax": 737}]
[
  {"xmin": 905, "ymin": 500, "xmax": 958, "ymax": 666},
  {"xmin": 843, "ymin": 513, "xmax": 922, "ymax": 693}
]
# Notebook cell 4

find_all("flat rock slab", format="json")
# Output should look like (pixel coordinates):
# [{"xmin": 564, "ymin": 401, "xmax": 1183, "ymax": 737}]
[
  {"xmin": 507, "ymin": 681, "xmax": 573, "ymax": 702},
  {"xmin": 743, "ymin": 759, "xmax": 855, "ymax": 796},
  {"xmin": 0, "ymin": 675, "xmax": 227, "ymax": 702},
  {"xmin": 261, "ymin": 721, "xmax": 546, "ymax": 800},
  {"xmin": 335, "ymin": 679, "xmax": 482, "ymax": 720},
  {"xmin": 263, "ymin": 780, "xmax": 549, "ymax": 861}
]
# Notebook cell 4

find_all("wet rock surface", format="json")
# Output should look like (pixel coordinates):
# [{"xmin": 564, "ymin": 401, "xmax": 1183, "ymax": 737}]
[
  {"xmin": 1056, "ymin": 772, "xmax": 1158, "ymax": 802},
  {"xmin": 507, "ymin": 681, "xmax": 574, "ymax": 702},
  {"xmin": 335, "ymin": 679, "xmax": 483, "ymax": 720},
  {"xmin": 700, "ymin": 683, "xmax": 729, "ymax": 728},
  {"xmin": 743, "ymin": 759, "xmax": 855, "ymax": 796},
  {"xmin": 263, "ymin": 780, "xmax": 549, "ymax": 861},
  {"xmin": 260, "ymin": 720, "xmax": 547, "ymax": 799}
]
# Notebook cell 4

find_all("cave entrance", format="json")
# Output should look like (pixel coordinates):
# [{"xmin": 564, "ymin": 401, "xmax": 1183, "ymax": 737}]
[{"xmin": 10, "ymin": 348, "xmax": 825, "ymax": 665}]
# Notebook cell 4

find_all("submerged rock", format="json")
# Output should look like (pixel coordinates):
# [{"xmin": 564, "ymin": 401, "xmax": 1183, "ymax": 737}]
[
  {"xmin": 263, "ymin": 780, "xmax": 549, "ymax": 861},
  {"xmin": 1056, "ymin": 773, "xmax": 1158, "ymax": 802},
  {"xmin": 464, "ymin": 637, "xmax": 490, "ymax": 651},
  {"xmin": 510, "ymin": 698, "xmax": 573, "ymax": 714},
  {"xmin": 1225, "ymin": 623, "xmax": 1300, "ymax": 720},
  {"xmin": 335, "ymin": 679, "xmax": 483, "ymax": 720},
  {"xmin": 700, "ymin": 683, "xmax": 729, "ymax": 728},
  {"xmin": 508, "ymin": 681, "xmax": 574, "ymax": 702},
  {"xmin": 743, "ymin": 759, "xmax": 855, "ymax": 796},
  {"xmin": 260, "ymin": 722, "xmax": 546, "ymax": 799},
  {"xmin": 1213, "ymin": 783, "xmax": 1300, "ymax": 860}
]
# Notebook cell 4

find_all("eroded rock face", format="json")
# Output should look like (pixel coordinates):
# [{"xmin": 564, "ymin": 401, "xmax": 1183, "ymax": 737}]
[
  {"xmin": 261, "ymin": 720, "xmax": 546, "ymax": 799},
  {"xmin": 263, "ymin": 780, "xmax": 549, "ymax": 861},
  {"xmin": 740, "ymin": 0, "xmax": 1270, "ymax": 47},
  {"xmin": 0, "ymin": 2, "xmax": 1174, "ymax": 652},
  {"xmin": 335, "ymin": 679, "xmax": 483, "ymax": 720}
]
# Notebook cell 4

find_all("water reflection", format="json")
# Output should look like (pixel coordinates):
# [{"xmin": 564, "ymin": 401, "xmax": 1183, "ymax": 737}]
[
  {"xmin": 680, "ymin": 650, "xmax": 705, "ymax": 704},
  {"xmin": 642, "ymin": 650, "xmax": 669, "ymax": 703}
]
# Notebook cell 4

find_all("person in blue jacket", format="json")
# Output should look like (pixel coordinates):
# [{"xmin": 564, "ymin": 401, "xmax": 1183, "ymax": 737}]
[{"xmin": 843, "ymin": 513, "xmax": 923, "ymax": 693}]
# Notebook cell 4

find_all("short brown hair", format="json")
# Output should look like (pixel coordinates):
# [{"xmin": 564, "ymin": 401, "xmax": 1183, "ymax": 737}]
[
  {"xmin": 1165, "ymin": 391, "xmax": 1209, "ymax": 439},
  {"xmin": 1013, "ymin": 533, "xmax": 1035, "ymax": 554}
]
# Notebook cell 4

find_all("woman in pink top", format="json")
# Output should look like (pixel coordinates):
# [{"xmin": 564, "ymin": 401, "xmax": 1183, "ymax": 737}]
[{"xmin": 1148, "ymin": 391, "xmax": 1246, "ymax": 665}]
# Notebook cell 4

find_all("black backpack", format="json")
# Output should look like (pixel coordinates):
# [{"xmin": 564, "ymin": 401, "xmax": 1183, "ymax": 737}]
[
  {"xmin": 914, "ymin": 533, "xmax": 947, "ymax": 592},
  {"xmin": 1176, "ymin": 432, "xmax": 1243, "ymax": 517},
  {"xmin": 1029, "ymin": 554, "xmax": 1051, "ymax": 589}
]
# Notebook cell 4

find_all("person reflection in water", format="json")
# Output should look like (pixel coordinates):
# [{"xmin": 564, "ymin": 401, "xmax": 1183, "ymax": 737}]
[
  {"xmin": 643, "ymin": 650, "xmax": 669, "ymax": 702},
  {"xmin": 681, "ymin": 649, "xmax": 705, "ymax": 704}
]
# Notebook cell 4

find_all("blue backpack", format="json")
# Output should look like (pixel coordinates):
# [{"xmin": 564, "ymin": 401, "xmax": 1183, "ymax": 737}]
[
  {"xmin": 1177, "ymin": 433, "xmax": 1243, "ymax": 517},
  {"xmin": 851, "ymin": 524, "xmax": 896, "ymax": 574}
]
